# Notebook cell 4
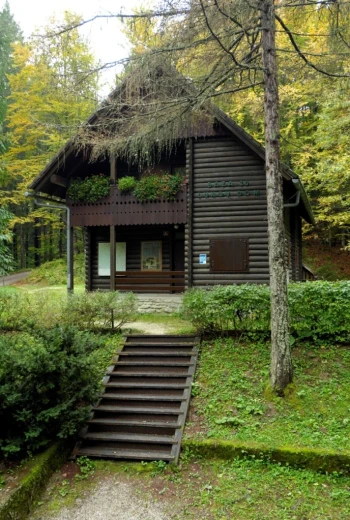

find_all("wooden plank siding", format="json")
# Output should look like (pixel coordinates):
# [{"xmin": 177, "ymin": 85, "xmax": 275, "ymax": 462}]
[
  {"xmin": 83, "ymin": 135, "xmax": 304, "ymax": 291},
  {"xmin": 191, "ymin": 137, "xmax": 270, "ymax": 285},
  {"xmin": 90, "ymin": 226, "xmax": 179, "ymax": 291}
]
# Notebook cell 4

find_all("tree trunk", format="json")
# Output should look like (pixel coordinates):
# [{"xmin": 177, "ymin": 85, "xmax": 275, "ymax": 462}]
[{"xmin": 261, "ymin": 0, "xmax": 293, "ymax": 395}]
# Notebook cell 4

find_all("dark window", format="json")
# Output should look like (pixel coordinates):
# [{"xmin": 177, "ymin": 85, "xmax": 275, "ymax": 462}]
[{"xmin": 210, "ymin": 238, "xmax": 249, "ymax": 273}]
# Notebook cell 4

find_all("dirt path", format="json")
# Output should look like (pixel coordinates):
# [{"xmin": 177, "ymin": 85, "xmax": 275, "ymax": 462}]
[
  {"xmin": 33, "ymin": 478, "xmax": 170, "ymax": 520},
  {"xmin": 0, "ymin": 271, "xmax": 31, "ymax": 286},
  {"xmin": 121, "ymin": 321, "xmax": 177, "ymax": 335}
]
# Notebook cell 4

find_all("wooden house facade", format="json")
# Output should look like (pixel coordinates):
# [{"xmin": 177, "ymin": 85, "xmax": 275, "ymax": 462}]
[{"xmin": 30, "ymin": 108, "xmax": 314, "ymax": 293}]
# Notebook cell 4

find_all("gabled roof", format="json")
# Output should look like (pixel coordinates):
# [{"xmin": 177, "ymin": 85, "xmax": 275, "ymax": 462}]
[{"xmin": 29, "ymin": 90, "xmax": 314, "ymax": 224}]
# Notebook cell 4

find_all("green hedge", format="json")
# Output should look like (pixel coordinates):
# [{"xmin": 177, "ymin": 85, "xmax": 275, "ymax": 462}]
[
  {"xmin": 180, "ymin": 281, "xmax": 350, "ymax": 342},
  {"xmin": 0, "ymin": 327, "xmax": 115, "ymax": 457},
  {"xmin": 0, "ymin": 290, "xmax": 137, "ymax": 332}
]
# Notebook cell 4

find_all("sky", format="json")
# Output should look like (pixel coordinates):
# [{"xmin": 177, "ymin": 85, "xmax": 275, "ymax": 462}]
[{"xmin": 1, "ymin": 0, "xmax": 145, "ymax": 94}]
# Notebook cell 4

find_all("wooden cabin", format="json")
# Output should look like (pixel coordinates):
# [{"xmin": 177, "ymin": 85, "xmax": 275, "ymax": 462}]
[{"xmin": 30, "ymin": 103, "xmax": 314, "ymax": 293}]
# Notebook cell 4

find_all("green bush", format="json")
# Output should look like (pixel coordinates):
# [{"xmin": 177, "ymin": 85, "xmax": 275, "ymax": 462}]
[
  {"xmin": 0, "ymin": 327, "xmax": 113, "ymax": 457},
  {"xmin": 117, "ymin": 176, "xmax": 137, "ymax": 193},
  {"xmin": 0, "ymin": 290, "xmax": 64, "ymax": 331},
  {"xmin": 61, "ymin": 291, "xmax": 137, "ymax": 331},
  {"xmin": 180, "ymin": 281, "xmax": 350, "ymax": 342},
  {"xmin": 0, "ymin": 290, "xmax": 136, "ymax": 332},
  {"xmin": 67, "ymin": 174, "xmax": 110, "ymax": 203},
  {"xmin": 26, "ymin": 254, "xmax": 85, "ymax": 286},
  {"xmin": 132, "ymin": 172, "xmax": 184, "ymax": 202},
  {"xmin": 132, "ymin": 174, "xmax": 164, "ymax": 201}
]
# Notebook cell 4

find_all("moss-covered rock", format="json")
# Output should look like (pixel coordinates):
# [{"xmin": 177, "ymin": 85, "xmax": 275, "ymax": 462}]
[
  {"xmin": 0, "ymin": 443, "xmax": 71, "ymax": 520},
  {"xmin": 182, "ymin": 439, "xmax": 350, "ymax": 474}
]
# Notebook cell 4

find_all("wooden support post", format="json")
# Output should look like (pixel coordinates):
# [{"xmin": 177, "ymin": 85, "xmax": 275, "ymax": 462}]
[
  {"xmin": 67, "ymin": 223, "xmax": 74, "ymax": 293},
  {"xmin": 110, "ymin": 225, "xmax": 116, "ymax": 291},
  {"xmin": 187, "ymin": 138, "xmax": 194, "ymax": 288},
  {"xmin": 85, "ymin": 227, "xmax": 92, "ymax": 292},
  {"xmin": 110, "ymin": 153, "xmax": 116, "ymax": 184}
]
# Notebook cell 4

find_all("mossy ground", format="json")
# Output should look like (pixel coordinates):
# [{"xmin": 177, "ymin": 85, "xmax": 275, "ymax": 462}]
[
  {"xmin": 29, "ymin": 455, "xmax": 350, "ymax": 520},
  {"xmin": 185, "ymin": 338, "xmax": 350, "ymax": 452}
]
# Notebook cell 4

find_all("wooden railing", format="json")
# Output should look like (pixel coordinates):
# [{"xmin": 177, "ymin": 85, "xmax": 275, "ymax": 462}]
[
  {"xmin": 67, "ymin": 185, "xmax": 187, "ymax": 227},
  {"xmin": 115, "ymin": 271, "xmax": 185, "ymax": 292}
]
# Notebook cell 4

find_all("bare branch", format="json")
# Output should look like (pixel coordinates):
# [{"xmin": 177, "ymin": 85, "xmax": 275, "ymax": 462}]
[
  {"xmin": 276, "ymin": 14, "xmax": 350, "ymax": 78},
  {"xmin": 36, "ymin": 9, "xmax": 190, "ymax": 38}
]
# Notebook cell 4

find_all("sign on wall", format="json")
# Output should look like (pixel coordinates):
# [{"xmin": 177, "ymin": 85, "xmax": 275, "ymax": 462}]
[
  {"xmin": 196, "ymin": 180, "xmax": 261, "ymax": 199},
  {"xmin": 199, "ymin": 254, "xmax": 207, "ymax": 265}
]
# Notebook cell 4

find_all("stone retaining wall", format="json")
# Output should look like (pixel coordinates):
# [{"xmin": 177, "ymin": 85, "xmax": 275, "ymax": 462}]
[{"xmin": 136, "ymin": 295, "xmax": 183, "ymax": 314}]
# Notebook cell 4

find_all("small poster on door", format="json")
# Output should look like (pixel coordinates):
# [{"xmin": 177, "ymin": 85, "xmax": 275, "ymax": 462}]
[{"xmin": 199, "ymin": 254, "xmax": 207, "ymax": 265}]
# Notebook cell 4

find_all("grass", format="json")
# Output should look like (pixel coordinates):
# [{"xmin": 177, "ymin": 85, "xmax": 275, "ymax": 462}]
[
  {"xmin": 136, "ymin": 313, "xmax": 195, "ymax": 334},
  {"xmin": 28, "ymin": 455, "xmax": 350, "ymax": 520},
  {"xmin": 25, "ymin": 254, "xmax": 85, "ymax": 286},
  {"xmin": 185, "ymin": 338, "xmax": 350, "ymax": 452}
]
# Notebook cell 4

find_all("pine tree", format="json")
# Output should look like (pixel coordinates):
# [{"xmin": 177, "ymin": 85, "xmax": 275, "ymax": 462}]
[{"xmin": 0, "ymin": 0, "xmax": 22, "ymax": 180}]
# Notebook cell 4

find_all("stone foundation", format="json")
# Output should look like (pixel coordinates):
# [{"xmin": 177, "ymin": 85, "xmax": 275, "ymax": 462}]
[{"xmin": 136, "ymin": 294, "xmax": 183, "ymax": 314}]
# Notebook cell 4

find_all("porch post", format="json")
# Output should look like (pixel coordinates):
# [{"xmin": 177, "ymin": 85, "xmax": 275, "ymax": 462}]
[
  {"xmin": 110, "ymin": 225, "xmax": 116, "ymax": 291},
  {"xmin": 110, "ymin": 153, "xmax": 117, "ymax": 291},
  {"xmin": 67, "ymin": 208, "xmax": 74, "ymax": 293},
  {"xmin": 110, "ymin": 153, "xmax": 116, "ymax": 183}
]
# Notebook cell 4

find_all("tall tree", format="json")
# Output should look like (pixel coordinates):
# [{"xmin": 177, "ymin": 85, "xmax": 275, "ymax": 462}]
[
  {"xmin": 1, "ymin": 12, "xmax": 99, "ymax": 268},
  {"xmin": 0, "ymin": 1, "xmax": 22, "ymax": 181}
]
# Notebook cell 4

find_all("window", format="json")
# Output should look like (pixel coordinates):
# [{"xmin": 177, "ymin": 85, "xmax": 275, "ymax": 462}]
[
  {"xmin": 141, "ymin": 241, "xmax": 162, "ymax": 271},
  {"xmin": 98, "ymin": 242, "xmax": 126, "ymax": 276},
  {"xmin": 209, "ymin": 238, "xmax": 248, "ymax": 273}
]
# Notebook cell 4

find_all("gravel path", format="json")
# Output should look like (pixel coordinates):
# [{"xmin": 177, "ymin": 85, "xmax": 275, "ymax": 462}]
[
  {"xmin": 31, "ymin": 478, "xmax": 171, "ymax": 520},
  {"xmin": 0, "ymin": 271, "xmax": 31, "ymax": 286}
]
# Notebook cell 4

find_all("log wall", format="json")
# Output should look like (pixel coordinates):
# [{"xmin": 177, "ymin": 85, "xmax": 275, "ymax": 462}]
[{"xmin": 191, "ymin": 137, "xmax": 270, "ymax": 285}]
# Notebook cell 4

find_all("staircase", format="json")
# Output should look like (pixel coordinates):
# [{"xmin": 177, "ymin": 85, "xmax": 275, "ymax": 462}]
[{"xmin": 73, "ymin": 334, "xmax": 199, "ymax": 463}]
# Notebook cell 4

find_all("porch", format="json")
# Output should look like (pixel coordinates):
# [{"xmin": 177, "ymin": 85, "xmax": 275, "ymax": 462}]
[{"xmin": 84, "ymin": 224, "xmax": 186, "ymax": 294}]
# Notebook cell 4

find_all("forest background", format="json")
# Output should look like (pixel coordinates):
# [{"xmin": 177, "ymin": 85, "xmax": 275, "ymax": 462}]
[{"xmin": 0, "ymin": 0, "xmax": 349, "ymax": 279}]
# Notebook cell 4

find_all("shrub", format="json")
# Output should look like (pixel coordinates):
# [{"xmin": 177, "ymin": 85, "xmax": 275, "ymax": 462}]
[
  {"xmin": 0, "ymin": 290, "xmax": 136, "ymax": 332},
  {"xmin": 67, "ymin": 174, "xmax": 110, "ymax": 203},
  {"xmin": 132, "ymin": 174, "xmax": 164, "ymax": 201},
  {"xmin": 0, "ymin": 290, "xmax": 64, "ymax": 331},
  {"xmin": 61, "ymin": 291, "xmax": 137, "ymax": 331},
  {"xmin": 117, "ymin": 176, "xmax": 137, "ymax": 193},
  {"xmin": 158, "ymin": 172, "xmax": 184, "ymax": 201},
  {"xmin": 0, "ymin": 327, "xmax": 113, "ymax": 457},
  {"xmin": 180, "ymin": 285, "xmax": 270, "ymax": 335},
  {"xmin": 180, "ymin": 281, "xmax": 350, "ymax": 343},
  {"xmin": 132, "ymin": 172, "xmax": 184, "ymax": 202},
  {"xmin": 288, "ymin": 281, "xmax": 350, "ymax": 343}
]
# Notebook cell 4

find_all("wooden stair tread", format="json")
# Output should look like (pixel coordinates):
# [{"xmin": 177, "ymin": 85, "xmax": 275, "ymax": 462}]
[
  {"xmin": 82, "ymin": 432, "xmax": 177, "ymax": 444},
  {"xmin": 118, "ymin": 351, "xmax": 196, "ymax": 356},
  {"xmin": 109, "ymin": 372, "xmax": 190, "ymax": 377},
  {"xmin": 116, "ymin": 361, "xmax": 194, "ymax": 366},
  {"xmin": 93, "ymin": 405, "xmax": 183, "ymax": 414},
  {"xmin": 74, "ymin": 334, "xmax": 199, "ymax": 462},
  {"xmin": 125, "ymin": 342, "xmax": 196, "ymax": 347},
  {"xmin": 78, "ymin": 447, "xmax": 174, "ymax": 461},
  {"xmin": 101, "ymin": 394, "xmax": 187, "ymax": 401},
  {"xmin": 87, "ymin": 418, "xmax": 182, "ymax": 428},
  {"xmin": 104, "ymin": 382, "xmax": 190, "ymax": 389}
]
